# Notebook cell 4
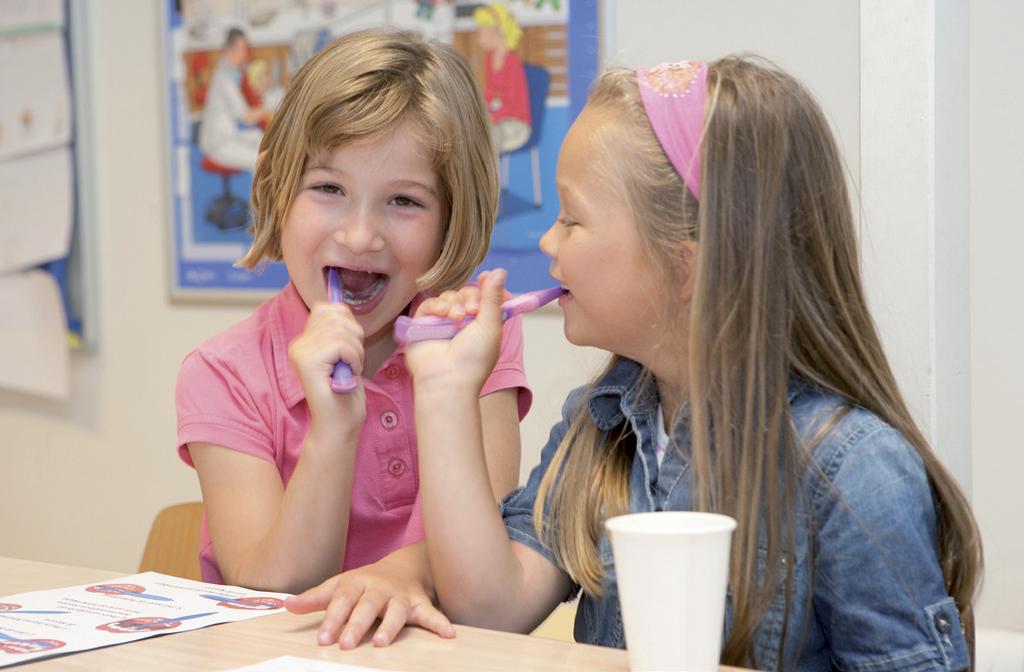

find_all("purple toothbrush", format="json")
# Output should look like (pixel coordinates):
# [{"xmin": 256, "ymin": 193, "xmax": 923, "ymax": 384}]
[
  {"xmin": 394, "ymin": 286, "xmax": 566, "ymax": 344},
  {"xmin": 327, "ymin": 268, "xmax": 357, "ymax": 392}
]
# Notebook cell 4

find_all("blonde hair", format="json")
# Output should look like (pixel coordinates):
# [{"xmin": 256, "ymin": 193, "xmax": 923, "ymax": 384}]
[
  {"xmin": 533, "ymin": 57, "xmax": 982, "ymax": 667},
  {"xmin": 238, "ymin": 28, "xmax": 499, "ymax": 293},
  {"xmin": 473, "ymin": 3, "xmax": 523, "ymax": 50}
]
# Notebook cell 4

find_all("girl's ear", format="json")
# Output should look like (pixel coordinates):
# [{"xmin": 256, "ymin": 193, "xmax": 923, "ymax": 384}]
[{"xmin": 675, "ymin": 241, "xmax": 700, "ymax": 303}]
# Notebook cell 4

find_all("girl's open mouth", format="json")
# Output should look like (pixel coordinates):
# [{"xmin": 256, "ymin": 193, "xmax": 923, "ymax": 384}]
[{"xmin": 326, "ymin": 267, "xmax": 389, "ymax": 313}]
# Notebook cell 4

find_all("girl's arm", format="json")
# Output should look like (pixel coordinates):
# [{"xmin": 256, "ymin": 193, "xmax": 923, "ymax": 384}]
[
  {"xmin": 191, "ymin": 301, "xmax": 368, "ymax": 594},
  {"xmin": 478, "ymin": 388, "xmax": 521, "ymax": 500},
  {"xmin": 284, "ymin": 388, "xmax": 523, "ymax": 648},
  {"xmin": 409, "ymin": 270, "xmax": 572, "ymax": 631},
  {"xmin": 189, "ymin": 428, "xmax": 358, "ymax": 594},
  {"xmin": 811, "ymin": 417, "xmax": 971, "ymax": 669},
  {"xmin": 416, "ymin": 374, "xmax": 570, "ymax": 631}
]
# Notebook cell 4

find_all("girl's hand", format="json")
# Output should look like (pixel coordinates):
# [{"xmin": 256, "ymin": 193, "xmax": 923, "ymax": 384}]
[
  {"xmin": 405, "ymin": 269, "xmax": 508, "ymax": 392},
  {"xmin": 285, "ymin": 556, "xmax": 455, "ymax": 648},
  {"xmin": 288, "ymin": 302, "xmax": 366, "ymax": 438}
]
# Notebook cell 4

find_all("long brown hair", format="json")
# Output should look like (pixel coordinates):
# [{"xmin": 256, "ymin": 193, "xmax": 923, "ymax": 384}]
[{"xmin": 533, "ymin": 56, "xmax": 982, "ymax": 667}]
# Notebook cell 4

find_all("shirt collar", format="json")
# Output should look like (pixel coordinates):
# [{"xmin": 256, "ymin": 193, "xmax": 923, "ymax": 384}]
[
  {"xmin": 585, "ymin": 357, "xmax": 809, "ymax": 431},
  {"xmin": 270, "ymin": 282, "xmax": 430, "ymax": 408},
  {"xmin": 586, "ymin": 358, "xmax": 653, "ymax": 431}
]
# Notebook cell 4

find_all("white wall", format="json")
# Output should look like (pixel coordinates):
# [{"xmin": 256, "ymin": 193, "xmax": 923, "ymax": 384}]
[
  {"xmin": 0, "ymin": 0, "xmax": 1019, "ymax": 632},
  {"xmin": 970, "ymin": 0, "xmax": 1024, "ymax": 630}
]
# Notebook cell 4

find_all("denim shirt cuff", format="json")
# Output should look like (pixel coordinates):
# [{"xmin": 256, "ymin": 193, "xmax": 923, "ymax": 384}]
[
  {"xmin": 924, "ymin": 597, "xmax": 970, "ymax": 671},
  {"xmin": 837, "ymin": 597, "xmax": 969, "ymax": 672}
]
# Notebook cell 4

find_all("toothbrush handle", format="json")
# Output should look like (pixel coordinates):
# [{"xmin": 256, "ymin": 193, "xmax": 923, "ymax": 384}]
[
  {"xmin": 327, "ymin": 268, "xmax": 357, "ymax": 393},
  {"xmin": 394, "ymin": 315, "xmax": 465, "ymax": 344},
  {"xmin": 393, "ymin": 286, "xmax": 564, "ymax": 345},
  {"xmin": 331, "ymin": 361, "xmax": 357, "ymax": 393},
  {"xmin": 395, "ymin": 315, "xmax": 464, "ymax": 344},
  {"xmin": 395, "ymin": 309, "xmax": 520, "ymax": 344}
]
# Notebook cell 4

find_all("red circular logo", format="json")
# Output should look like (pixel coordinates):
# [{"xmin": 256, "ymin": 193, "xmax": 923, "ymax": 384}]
[
  {"xmin": 0, "ymin": 638, "xmax": 65, "ymax": 654},
  {"xmin": 96, "ymin": 617, "xmax": 180, "ymax": 634}
]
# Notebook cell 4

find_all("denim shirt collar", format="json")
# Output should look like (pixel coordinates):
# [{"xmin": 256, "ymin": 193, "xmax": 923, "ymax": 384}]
[
  {"xmin": 585, "ymin": 357, "xmax": 808, "ymax": 432},
  {"xmin": 586, "ymin": 358, "xmax": 656, "ymax": 431}
]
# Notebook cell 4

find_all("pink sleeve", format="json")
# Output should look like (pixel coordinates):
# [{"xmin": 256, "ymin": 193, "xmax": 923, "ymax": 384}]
[
  {"xmin": 175, "ymin": 349, "xmax": 275, "ymax": 468},
  {"xmin": 480, "ymin": 313, "xmax": 532, "ymax": 420}
]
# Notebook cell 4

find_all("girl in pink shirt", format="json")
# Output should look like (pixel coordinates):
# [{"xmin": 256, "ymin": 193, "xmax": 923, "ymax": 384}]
[{"xmin": 175, "ymin": 29, "xmax": 531, "ymax": 599}]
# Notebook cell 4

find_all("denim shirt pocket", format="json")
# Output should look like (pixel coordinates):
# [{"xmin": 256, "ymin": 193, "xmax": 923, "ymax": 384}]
[{"xmin": 924, "ymin": 597, "xmax": 970, "ymax": 670}]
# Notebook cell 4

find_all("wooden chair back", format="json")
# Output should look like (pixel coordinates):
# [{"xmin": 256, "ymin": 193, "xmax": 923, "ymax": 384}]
[{"xmin": 138, "ymin": 502, "xmax": 204, "ymax": 581}]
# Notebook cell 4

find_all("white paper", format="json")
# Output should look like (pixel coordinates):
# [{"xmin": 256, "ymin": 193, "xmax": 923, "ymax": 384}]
[
  {"xmin": 0, "ymin": 269, "xmax": 68, "ymax": 398},
  {"xmin": 0, "ymin": 145, "xmax": 73, "ymax": 273},
  {"xmin": 0, "ymin": 572, "xmax": 291, "ymax": 667},
  {"xmin": 223, "ymin": 656, "xmax": 392, "ymax": 672},
  {"xmin": 0, "ymin": 32, "xmax": 72, "ymax": 160},
  {"xmin": 0, "ymin": 0, "xmax": 64, "ymax": 33}
]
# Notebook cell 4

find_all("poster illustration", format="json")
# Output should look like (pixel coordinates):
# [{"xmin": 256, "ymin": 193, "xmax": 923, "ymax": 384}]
[{"xmin": 165, "ymin": 0, "xmax": 599, "ymax": 299}]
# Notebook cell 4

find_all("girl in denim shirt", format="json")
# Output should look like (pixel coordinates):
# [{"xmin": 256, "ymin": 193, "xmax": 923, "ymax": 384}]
[{"xmin": 291, "ymin": 56, "xmax": 982, "ymax": 671}]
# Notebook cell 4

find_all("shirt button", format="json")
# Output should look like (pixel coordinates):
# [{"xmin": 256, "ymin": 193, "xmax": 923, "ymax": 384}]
[
  {"xmin": 387, "ymin": 458, "xmax": 406, "ymax": 476},
  {"xmin": 935, "ymin": 614, "xmax": 951, "ymax": 635},
  {"xmin": 380, "ymin": 411, "xmax": 398, "ymax": 429},
  {"xmin": 385, "ymin": 365, "xmax": 401, "ymax": 380}
]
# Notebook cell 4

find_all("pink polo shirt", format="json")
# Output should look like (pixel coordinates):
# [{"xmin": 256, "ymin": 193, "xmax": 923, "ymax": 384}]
[{"xmin": 175, "ymin": 282, "xmax": 531, "ymax": 584}]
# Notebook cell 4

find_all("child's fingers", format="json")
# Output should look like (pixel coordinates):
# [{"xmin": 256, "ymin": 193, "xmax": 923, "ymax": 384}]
[
  {"xmin": 473, "ymin": 269, "xmax": 510, "ymax": 297},
  {"xmin": 291, "ymin": 305, "xmax": 366, "ymax": 378},
  {"xmin": 285, "ymin": 576, "xmax": 338, "ymax": 614},
  {"xmin": 316, "ymin": 581, "xmax": 365, "ymax": 646},
  {"xmin": 309, "ymin": 302, "xmax": 364, "ymax": 338},
  {"xmin": 338, "ymin": 589, "xmax": 390, "ymax": 649},
  {"xmin": 372, "ymin": 597, "xmax": 413, "ymax": 646},
  {"xmin": 406, "ymin": 601, "xmax": 456, "ymax": 640},
  {"xmin": 456, "ymin": 285, "xmax": 484, "ymax": 314},
  {"xmin": 475, "ymin": 268, "xmax": 508, "ymax": 328},
  {"xmin": 415, "ymin": 301, "xmax": 468, "ymax": 323}
]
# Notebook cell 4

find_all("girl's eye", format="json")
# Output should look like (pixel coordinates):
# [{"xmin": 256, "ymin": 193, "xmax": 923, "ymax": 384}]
[
  {"xmin": 558, "ymin": 216, "xmax": 578, "ymax": 228},
  {"xmin": 391, "ymin": 195, "xmax": 422, "ymax": 208},
  {"xmin": 313, "ymin": 183, "xmax": 343, "ymax": 195}
]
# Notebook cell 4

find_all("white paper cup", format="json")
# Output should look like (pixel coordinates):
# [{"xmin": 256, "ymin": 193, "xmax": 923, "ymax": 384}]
[{"xmin": 605, "ymin": 511, "xmax": 737, "ymax": 672}]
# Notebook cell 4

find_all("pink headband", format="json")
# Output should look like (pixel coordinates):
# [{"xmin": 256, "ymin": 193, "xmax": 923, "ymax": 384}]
[{"xmin": 636, "ymin": 60, "xmax": 708, "ymax": 200}]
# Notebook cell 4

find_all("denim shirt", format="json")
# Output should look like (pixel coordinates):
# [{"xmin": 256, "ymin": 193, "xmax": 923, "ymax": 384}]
[{"xmin": 501, "ymin": 358, "xmax": 969, "ymax": 671}]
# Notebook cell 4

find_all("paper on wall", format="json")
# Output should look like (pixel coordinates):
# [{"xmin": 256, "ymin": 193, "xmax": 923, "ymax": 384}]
[
  {"xmin": 0, "ymin": 145, "xmax": 72, "ymax": 274},
  {"xmin": 0, "ymin": 572, "xmax": 291, "ymax": 667},
  {"xmin": 0, "ymin": 269, "xmax": 68, "ymax": 398},
  {"xmin": 0, "ymin": 0, "xmax": 65, "ymax": 34},
  {"xmin": 0, "ymin": 31, "xmax": 72, "ymax": 161}
]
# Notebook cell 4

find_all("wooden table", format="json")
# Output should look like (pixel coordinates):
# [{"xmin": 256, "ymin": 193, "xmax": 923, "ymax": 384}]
[
  {"xmin": 3, "ymin": 556, "xmax": 751, "ymax": 671},
  {"xmin": 3, "ymin": 556, "xmax": 632, "ymax": 671}
]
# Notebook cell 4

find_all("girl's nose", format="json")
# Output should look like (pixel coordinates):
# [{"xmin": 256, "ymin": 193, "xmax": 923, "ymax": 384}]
[
  {"xmin": 539, "ymin": 221, "xmax": 559, "ymax": 258},
  {"xmin": 333, "ymin": 208, "xmax": 385, "ymax": 254}
]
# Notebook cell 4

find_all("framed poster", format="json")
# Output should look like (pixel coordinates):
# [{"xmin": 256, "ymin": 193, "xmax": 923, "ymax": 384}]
[{"xmin": 164, "ymin": 0, "xmax": 598, "ymax": 300}]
